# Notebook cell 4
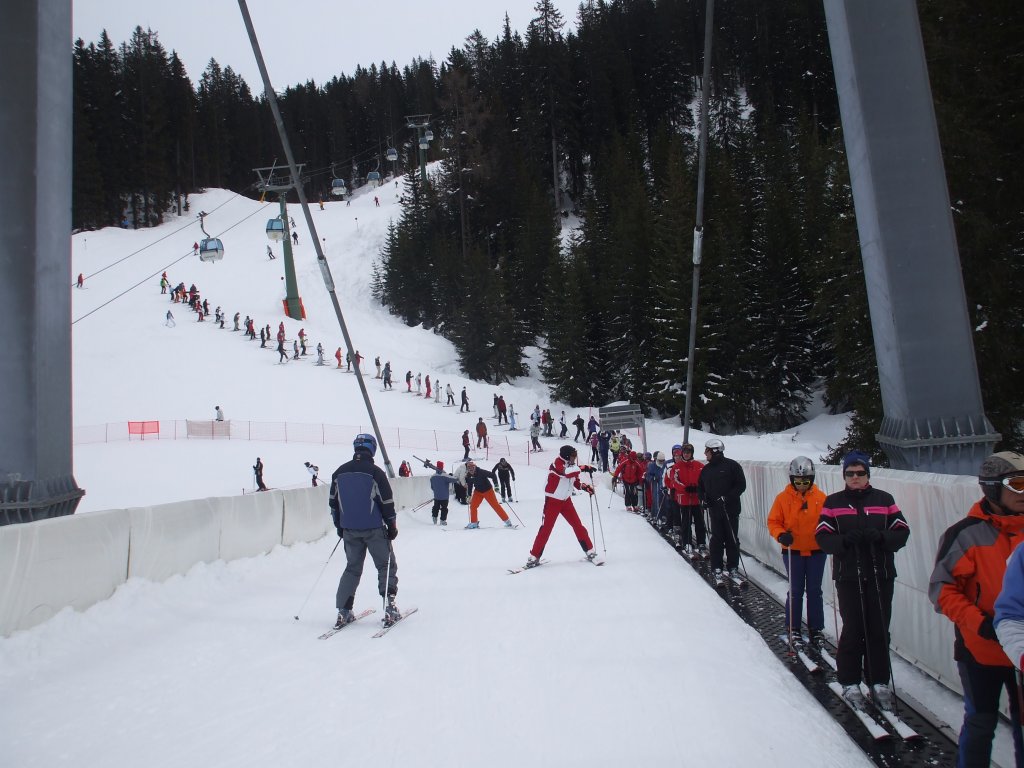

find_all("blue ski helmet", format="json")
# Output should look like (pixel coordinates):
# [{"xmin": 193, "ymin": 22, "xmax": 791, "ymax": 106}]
[{"xmin": 353, "ymin": 433, "xmax": 378, "ymax": 456}]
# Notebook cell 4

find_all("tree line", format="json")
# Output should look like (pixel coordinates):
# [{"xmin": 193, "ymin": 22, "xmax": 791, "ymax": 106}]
[{"xmin": 73, "ymin": 0, "xmax": 1023, "ymax": 458}]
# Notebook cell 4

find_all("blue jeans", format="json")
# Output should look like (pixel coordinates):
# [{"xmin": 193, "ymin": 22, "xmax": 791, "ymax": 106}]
[
  {"xmin": 957, "ymin": 659, "xmax": 1024, "ymax": 768},
  {"xmin": 783, "ymin": 550, "xmax": 827, "ymax": 633}
]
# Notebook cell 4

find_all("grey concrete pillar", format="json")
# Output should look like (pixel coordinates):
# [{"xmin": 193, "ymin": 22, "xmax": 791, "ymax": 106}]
[
  {"xmin": 0, "ymin": 0, "xmax": 83, "ymax": 523},
  {"xmin": 823, "ymin": 0, "xmax": 1000, "ymax": 473}
]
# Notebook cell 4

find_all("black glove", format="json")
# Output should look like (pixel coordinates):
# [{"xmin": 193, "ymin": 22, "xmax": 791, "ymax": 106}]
[
  {"xmin": 423, "ymin": 460, "xmax": 431, "ymax": 469},
  {"xmin": 386, "ymin": 522, "xmax": 398, "ymax": 541},
  {"xmin": 979, "ymin": 616, "xmax": 999, "ymax": 641},
  {"xmin": 580, "ymin": 466, "xmax": 595, "ymax": 475},
  {"xmin": 844, "ymin": 529, "xmax": 864, "ymax": 546},
  {"xmin": 861, "ymin": 528, "xmax": 882, "ymax": 544},
  {"xmin": 336, "ymin": 526, "xmax": 344, "ymax": 539},
  {"xmin": 685, "ymin": 484, "xmax": 698, "ymax": 494},
  {"xmin": 778, "ymin": 531, "xmax": 794, "ymax": 547}
]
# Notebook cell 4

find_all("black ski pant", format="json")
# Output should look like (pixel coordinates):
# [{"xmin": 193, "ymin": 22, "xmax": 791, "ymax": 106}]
[
  {"xmin": 956, "ymin": 658, "xmax": 1024, "ymax": 768},
  {"xmin": 497, "ymin": 475, "xmax": 512, "ymax": 500},
  {"xmin": 708, "ymin": 508, "xmax": 739, "ymax": 571},
  {"xmin": 623, "ymin": 482, "xmax": 639, "ymax": 509},
  {"xmin": 454, "ymin": 483, "xmax": 467, "ymax": 504},
  {"xmin": 599, "ymin": 449, "xmax": 609, "ymax": 472},
  {"xmin": 431, "ymin": 499, "xmax": 450, "ymax": 523},
  {"xmin": 834, "ymin": 577, "xmax": 894, "ymax": 687},
  {"xmin": 680, "ymin": 504, "xmax": 706, "ymax": 548},
  {"xmin": 574, "ymin": 426, "xmax": 585, "ymax": 442}
]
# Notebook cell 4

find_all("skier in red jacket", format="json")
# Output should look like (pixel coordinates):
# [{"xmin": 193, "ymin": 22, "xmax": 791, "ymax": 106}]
[
  {"xmin": 523, "ymin": 445, "xmax": 601, "ymax": 568},
  {"xmin": 613, "ymin": 451, "xmax": 645, "ymax": 512}
]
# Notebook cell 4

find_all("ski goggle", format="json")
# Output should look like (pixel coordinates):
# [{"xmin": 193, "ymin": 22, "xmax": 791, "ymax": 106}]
[
  {"xmin": 984, "ymin": 476, "xmax": 1024, "ymax": 494},
  {"xmin": 791, "ymin": 478, "xmax": 812, "ymax": 487}
]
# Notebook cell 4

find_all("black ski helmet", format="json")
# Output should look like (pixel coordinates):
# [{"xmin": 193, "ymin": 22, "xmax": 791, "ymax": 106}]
[{"xmin": 559, "ymin": 445, "xmax": 577, "ymax": 462}]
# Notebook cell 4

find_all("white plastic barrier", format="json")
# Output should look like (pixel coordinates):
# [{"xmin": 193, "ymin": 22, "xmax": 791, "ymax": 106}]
[
  {"xmin": 0, "ymin": 509, "xmax": 130, "ymax": 634},
  {"xmin": 0, "ymin": 477, "xmax": 429, "ymax": 636},
  {"xmin": 737, "ymin": 461, "xmax": 980, "ymax": 696}
]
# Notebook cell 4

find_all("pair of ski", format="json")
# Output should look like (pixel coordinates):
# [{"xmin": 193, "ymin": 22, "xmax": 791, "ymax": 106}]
[
  {"xmin": 507, "ymin": 555, "xmax": 605, "ymax": 574},
  {"xmin": 443, "ymin": 524, "xmax": 519, "ymax": 531},
  {"xmin": 713, "ymin": 571, "xmax": 748, "ymax": 589},
  {"xmin": 828, "ymin": 681, "xmax": 921, "ymax": 742},
  {"xmin": 316, "ymin": 607, "xmax": 419, "ymax": 640},
  {"xmin": 780, "ymin": 633, "xmax": 833, "ymax": 675}
]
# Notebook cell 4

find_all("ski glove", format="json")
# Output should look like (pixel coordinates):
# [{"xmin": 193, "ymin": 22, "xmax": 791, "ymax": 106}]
[
  {"xmin": 777, "ymin": 531, "xmax": 794, "ymax": 547},
  {"xmin": 336, "ymin": 526, "xmax": 345, "ymax": 539},
  {"xmin": 580, "ymin": 483, "xmax": 595, "ymax": 496},
  {"xmin": 978, "ymin": 616, "xmax": 999, "ymax": 641},
  {"xmin": 386, "ymin": 522, "xmax": 399, "ymax": 541},
  {"xmin": 580, "ymin": 465, "xmax": 595, "ymax": 475},
  {"xmin": 861, "ymin": 527, "xmax": 882, "ymax": 544},
  {"xmin": 844, "ymin": 529, "xmax": 865, "ymax": 546}
]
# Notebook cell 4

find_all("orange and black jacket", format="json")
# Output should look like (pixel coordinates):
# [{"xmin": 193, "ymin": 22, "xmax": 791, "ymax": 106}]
[
  {"xmin": 929, "ymin": 500, "xmax": 1024, "ymax": 666},
  {"xmin": 767, "ymin": 484, "xmax": 826, "ymax": 557}
]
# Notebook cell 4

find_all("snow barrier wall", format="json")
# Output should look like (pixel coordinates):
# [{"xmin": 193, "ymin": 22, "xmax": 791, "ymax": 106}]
[
  {"xmin": 738, "ymin": 461, "xmax": 979, "ymax": 698},
  {"xmin": 0, "ymin": 477, "xmax": 425, "ymax": 637}
]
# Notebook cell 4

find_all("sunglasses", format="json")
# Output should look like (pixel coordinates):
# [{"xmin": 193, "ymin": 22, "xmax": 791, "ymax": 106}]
[
  {"xmin": 844, "ymin": 470, "xmax": 868, "ymax": 478},
  {"xmin": 792, "ymin": 478, "xmax": 812, "ymax": 486}
]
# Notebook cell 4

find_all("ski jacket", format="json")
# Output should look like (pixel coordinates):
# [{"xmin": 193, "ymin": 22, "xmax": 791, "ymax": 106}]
[
  {"xmin": 697, "ymin": 454, "xmax": 746, "ymax": 514},
  {"xmin": 462, "ymin": 432, "xmax": 471, "ymax": 447},
  {"xmin": 613, "ymin": 457, "xmax": 644, "ymax": 485},
  {"xmin": 398, "ymin": 462, "xmax": 411, "ymax": 477},
  {"xmin": 465, "ymin": 467, "xmax": 496, "ymax": 493},
  {"xmin": 815, "ymin": 486, "xmax": 910, "ymax": 582},
  {"xmin": 597, "ymin": 431, "xmax": 610, "ymax": 450},
  {"xmin": 329, "ymin": 452, "xmax": 395, "ymax": 531},
  {"xmin": 492, "ymin": 460, "xmax": 515, "ymax": 480},
  {"xmin": 497, "ymin": 397, "xmax": 507, "ymax": 414},
  {"xmin": 645, "ymin": 460, "xmax": 665, "ymax": 487},
  {"xmin": 476, "ymin": 421, "xmax": 487, "ymax": 437},
  {"xmin": 530, "ymin": 423, "xmax": 541, "ymax": 438},
  {"xmin": 665, "ymin": 459, "xmax": 704, "ymax": 506},
  {"xmin": 573, "ymin": 417, "xmax": 585, "ymax": 431},
  {"xmin": 609, "ymin": 436, "xmax": 621, "ymax": 453},
  {"xmin": 453, "ymin": 463, "xmax": 469, "ymax": 487},
  {"xmin": 544, "ymin": 456, "xmax": 584, "ymax": 501},
  {"xmin": 996, "ymin": 546, "xmax": 1024, "ymax": 668},
  {"xmin": 930, "ymin": 500, "xmax": 1024, "ymax": 667},
  {"xmin": 430, "ymin": 470, "xmax": 457, "ymax": 500},
  {"xmin": 767, "ymin": 483, "xmax": 826, "ymax": 556}
]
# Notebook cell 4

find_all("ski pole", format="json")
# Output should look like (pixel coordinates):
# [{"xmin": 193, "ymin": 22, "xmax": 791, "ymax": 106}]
[
  {"xmin": 411, "ymin": 497, "xmax": 433, "ymax": 513},
  {"xmin": 866, "ymin": 543, "xmax": 901, "ymax": 715},
  {"xmin": 512, "ymin": 477, "xmax": 518, "ymax": 502},
  {"xmin": 595, "ymin": 491, "xmax": 607, "ymax": 553},
  {"xmin": 786, "ymin": 544, "xmax": 795, "ymax": 654},
  {"xmin": 589, "ymin": 493, "xmax": 596, "ymax": 535},
  {"xmin": 293, "ymin": 537, "xmax": 341, "ymax": 620},
  {"xmin": 504, "ymin": 499, "xmax": 525, "ymax": 527},
  {"xmin": 383, "ymin": 536, "xmax": 395, "ymax": 622},
  {"xmin": 721, "ymin": 500, "xmax": 748, "ymax": 578},
  {"xmin": 853, "ymin": 549, "xmax": 877, "ymax": 696}
]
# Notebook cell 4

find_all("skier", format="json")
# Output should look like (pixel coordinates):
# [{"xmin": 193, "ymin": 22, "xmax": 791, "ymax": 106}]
[
  {"xmin": 446, "ymin": 384, "xmax": 455, "ymax": 406},
  {"xmin": 523, "ymin": 445, "xmax": 600, "ymax": 568},
  {"xmin": 587, "ymin": 416, "xmax": 599, "ymax": 436},
  {"xmin": 298, "ymin": 328, "xmax": 307, "ymax": 354},
  {"xmin": 214, "ymin": 405, "xmax": 225, "ymax": 422},
  {"xmin": 698, "ymin": 439, "xmax": 747, "ymax": 585},
  {"xmin": 664, "ymin": 444, "xmax": 706, "ymax": 557},
  {"xmin": 260, "ymin": 327, "xmax": 267, "ymax": 348},
  {"xmin": 460, "ymin": 387, "xmax": 469, "ymax": 413},
  {"xmin": 304, "ymin": 461, "xmax": 319, "ymax": 487},
  {"xmin": 529, "ymin": 421, "xmax": 542, "ymax": 452},
  {"xmin": 589, "ymin": 432, "xmax": 599, "ymax": 464},
  {"xmin": 452, "ymin": 461, "xmax": 469, "ymax": 505},
  {"xmin": 233, "ymin": 312, "xmax": 240, "ymax": 331},
  {"xmin": 767, "ymin": 456, "xmax": 827, "ymax": 645},
  {"xmin": 415, "ymin": 372, "xmax": 422, "ymax": 393},
  {"xmin": 405, "ymin": 370, "xmax": 413, "ymax": 391},
  {"xmin": 497, "ymin": 396, "xmax": 507, "ymax": 425},
  {"xmin": 383, "ymin": 362, "xmax": 393, "ymax": 389},
  {"xmin": 253, "ymin": 457, "xmax": 267, "ymax": 491},
  {"xmin": 493, "ymin": 394, "xmax": 500, "ymax": 419},
  {"xmin": 461, "ymin": 430, "xmax": 471, "ymax": 461},
  {"xmin": 463, "ymin": 461, "xmax": 513, "ymax": 529},
  {"xmin": 291, "ymin": 230, "xmax": 298, "ymax": 245},
  {"xmin": 423, "ymin": 460, "xmax": 457, "ymax": 525},
  {"xmin": 375, "ymin": 356, "xmax": 382, "ymax": 378},
  {"xmin": 508, "ymin": 404, "xmax": 517, "ymax": 431},
  {"xmin": 612, "ymin": 451, "xmax": 644, "ymax": 512},
  {"xmin": 424, "ymin": 375, "xmax": 432, "ymax": 400},
  {"xmin": 572, "ymin": 414, "xmax": 586, "ymax": 442},
  {"xmin": 277, "ymin": 338, "xmax": 289, "ymax": 363},
  {"xmin": 316, "ymin": 343, "xmax": 325, "ymax": 365},
  {"xmin": 346, "ymin": 352, "xmax": 352, "ymax": 372},
  {"xmin": 335, "ymin": 347, "xmax": 343, "ymax": 369},
  {"xmin": 645, "ymin": 451, "xmax": 667, "ymax": 529},
  {"xmin": 558, "ymin": 411, "xmax": 568, "ymax": 438},
  {"xmin": 492, "ymin": 458, "xmax": 516, "ymax": 502},
  {"xmin": 76, "ymin": 271, "xmax": 84, "ymax": 287},
  {"xmin": 597, "ymin": 430, "xmax": 611, "ymax": 472},
  {"xmin": 193, "ymin": 241, "xmax": 199, "ymax": 255},
  {"xmin": 329, "ymin": 433, "xmax": 401, "ymax": 629},
  {"xmin": 934, "ymin": 451, "xmax": 1024, "ymax": 764},
  {"xmin": 165, "ymin": 310, "xmax": 175, "ymax": 327},
  {"xmin": 398, "ymin": 461, "xmax": 412, "ymax": 477},
  {"xmin": 267, "ymin": 245, "xmax": 275, "ymax": 260},
  {"xmin": 475, "ymin": 417, "xmax": 488, "ymax": 449},
  {"xmin": 815, "ymin": 451, "xmax": 909, "ymax": 709}
]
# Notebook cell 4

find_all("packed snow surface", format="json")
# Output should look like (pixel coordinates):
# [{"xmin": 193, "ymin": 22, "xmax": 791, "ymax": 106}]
[{"xmin": 0, "ymin": 180, "xmax": 871, "ymax": 766}]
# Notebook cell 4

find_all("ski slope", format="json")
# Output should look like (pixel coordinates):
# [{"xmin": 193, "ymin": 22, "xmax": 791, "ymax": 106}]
[{"xmin": 0, "ymin": 180, "xmax": 875, "ymax": 766}]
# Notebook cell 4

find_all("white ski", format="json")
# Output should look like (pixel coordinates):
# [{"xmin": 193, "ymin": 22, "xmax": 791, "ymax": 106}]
[
  {"xmin": 828, "ymin": 682, "xmax": 890, "ymax": 741},
  {"xmin": 858, "ymin": 684, "xmax": 921, "ymax": 741}
]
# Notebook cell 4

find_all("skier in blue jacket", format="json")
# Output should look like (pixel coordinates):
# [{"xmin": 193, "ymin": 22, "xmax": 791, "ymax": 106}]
[
  {"xmin": 424, "ymin": 460, "xmax": 457, "ymax": 526},
  {"xmin": 329, "ymin": 433, "xmax": 401, "ymax": 629}
]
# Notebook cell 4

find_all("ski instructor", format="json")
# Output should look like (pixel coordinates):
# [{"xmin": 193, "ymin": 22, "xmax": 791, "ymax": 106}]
[
  {"xmin": 522, "ymin": 445, "xmax": 601, "ymax": 569},
  {"xmin": 329, "ymin": 433, "xmax": 402, "ymax": 630}
]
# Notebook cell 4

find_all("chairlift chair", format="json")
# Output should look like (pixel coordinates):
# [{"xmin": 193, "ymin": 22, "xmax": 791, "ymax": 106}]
[
  {"xmin": 424, "ymin": 129, "xmax": 434, "ymax": 142},
  {"xmin": 386, "ymin": 147, "xmax": 398, "ymax": 163},
  {"xmin": 331, "ymin": 178, "xmax": 347, "ymax": 197}
]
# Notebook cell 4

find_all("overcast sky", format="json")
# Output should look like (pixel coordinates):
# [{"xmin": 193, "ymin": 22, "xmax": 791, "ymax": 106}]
[{"xmin": 73, "ymin": 1, "xmax": 581, "ymax": 90}]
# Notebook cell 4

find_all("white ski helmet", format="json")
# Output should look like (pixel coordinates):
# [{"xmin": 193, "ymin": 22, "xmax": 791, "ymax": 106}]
[
  {"xmin": 788, "ymin": 456, "xmax": 815, "ymax": 478},
  {"xmin": 704, "ymin": 438, "xmax": 725, "ymax": 453},
  {"xmin": 979, "ymin": 451, "xmax": 1024, "ymax": 505}
]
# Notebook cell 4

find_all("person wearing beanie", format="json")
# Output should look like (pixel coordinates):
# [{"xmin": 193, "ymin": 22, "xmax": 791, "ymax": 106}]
[
  {"xmin": 523, "ymin": 445, "xmax": 601, "ymax": 568},
  {"xmin": 423, "ymin": 459, "xmax": 458, "ymax": 526},
  {"xmin": 934, "ymin": 450, "xmax": 1024, "ymax": 767},
  {"xmin": 816, "ymin": 450, "xmax": 909, "ymax": 712}
]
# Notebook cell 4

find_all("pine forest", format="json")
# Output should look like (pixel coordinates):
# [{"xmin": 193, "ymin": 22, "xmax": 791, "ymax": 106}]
[{"xmin": 71, "ymin": 0, "xmax": 1024, "ymax": 459}]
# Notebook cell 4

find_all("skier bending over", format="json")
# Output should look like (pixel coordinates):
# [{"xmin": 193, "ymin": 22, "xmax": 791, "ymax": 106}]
[{"xmin": 523, "ymin": 445, "xmax": 601, "ymax": 568}]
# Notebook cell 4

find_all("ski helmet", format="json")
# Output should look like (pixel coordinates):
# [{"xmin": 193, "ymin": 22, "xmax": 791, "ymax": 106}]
[
  {"xmin": 788, "ymin": 456, "xmax": 815, "ymax": 478},
  {"xmin": 671, "ymin": 444, "xmax": 683, "ymax": 455},
  {"xmin": 643, "ymin": 452, "xmax": 652, "ymax": 461},
  {"xmin": 353, "ymin": 433, "xmax": 378, "ymax": 456},
  {"xmin": 436, "ymin": 460, "xmax": 445, "ymax": 471},
  {"xmin": 654, "ymin": 451, "xmax": 665, "ymax": 463},
  {"xmin": 560, "ymin": 445, "xmax": 578, "ymax": 462},
  {"xmin": 979, "ymin": 451, "xmax": 1024, "ymax": 504},
  {"xmin": 705, "ymin": 438, "xmax": 725, "ymax": 453},
  {"xmin": 680, "ymin": 443, "xmax": 695, "ymax": 454}
]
